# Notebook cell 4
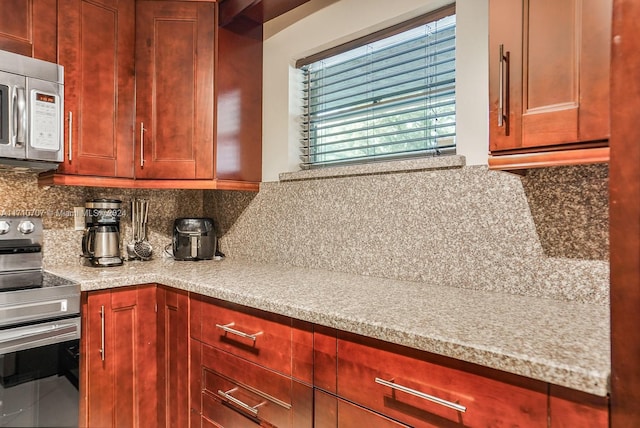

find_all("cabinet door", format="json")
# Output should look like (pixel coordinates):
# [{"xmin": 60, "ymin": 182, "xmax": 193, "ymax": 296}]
[
  {"xmin": 57, "ymin": 0, "xmax": 135, "ymax": 177},
  {"xmin": 135, "ymin": 1, "xmax": 215, "ymax": 179},
  {"xmin": 157, "ymin": 286, "xmax": 190, "ymax": 428},
  {"xmin": 0, "ymin": 0, "xmax": 56, "ymax": 61},
  {"xmin": 489, "ymin": 0, "xmax": 611, "ymax": 153},
  {"xmin": 81, "ymin": 286, "xmax": 157, "ymax": 428}
]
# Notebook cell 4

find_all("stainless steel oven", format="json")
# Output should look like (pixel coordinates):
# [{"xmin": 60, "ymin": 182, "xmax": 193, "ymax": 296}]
[{"xmin": 0, "ymin": 217, "xmax": 80, "ymax": 427}]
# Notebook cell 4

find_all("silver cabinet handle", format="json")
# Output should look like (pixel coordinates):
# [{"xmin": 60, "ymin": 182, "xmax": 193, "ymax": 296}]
[
  {"xmin": 215, "ymin": 322, "xmax": 263, "ymax": 342},
  {"xmin": 99, "ymin": 305, "xmax": 105, "ymax": 361},
  {"xmin": 68, "ymin": 111, "xmax": 73, "ymax": 161},
  {"xmin": 140, "ymin": 122, "xmax": 145, "ymax": 167},
  {"xmin": 217, "ymin": 387, "xmax": 265, "ymax": 416},
  {"xmin": 15, "ymin": 87, "xmax": 26, "ymax": 146},
  {"xmin": 375, "ymin": 377, "xmax": 466, "ymax": 413},
  {"xmin": 498, "ymin": 44, "xmax": 509, "ymax": 131}
]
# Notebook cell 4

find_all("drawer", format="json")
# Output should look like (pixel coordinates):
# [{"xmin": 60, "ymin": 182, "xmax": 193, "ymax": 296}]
[
  {"xmin": 314, "ymin": 389, "xmax": 408, "ymax": 428},
  {"xmin": 199, "ymin": 343, "xmax": 312, "ymax": 428},
  {"xmin": 198, "ymin": 296, "xmax": 294, "ymax": 376},
  {"xmin": 336, "ymin": 333, "xmax": 548, "ymax": 427}
]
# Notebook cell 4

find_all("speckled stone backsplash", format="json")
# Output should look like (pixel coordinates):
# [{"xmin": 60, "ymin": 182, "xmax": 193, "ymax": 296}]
[
  {"xmin": 521, "ymin": 164, "xmax": 608, "ymax": 260},
  {"xmin": 0, "ymin": 171, "xmax": 203, "ymax": 265},
  {"xmin": 215, "ymin": 165, "xmax": 609, "ymax": 304}
]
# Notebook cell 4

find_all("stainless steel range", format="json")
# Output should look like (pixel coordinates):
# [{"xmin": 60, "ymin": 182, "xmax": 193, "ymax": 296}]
[{"xmin": 0, "ymin": 216, "xmax": 80, "ymax": 427}]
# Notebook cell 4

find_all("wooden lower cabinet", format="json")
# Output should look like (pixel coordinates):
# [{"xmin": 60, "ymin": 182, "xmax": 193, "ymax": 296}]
[
  {"xmin": 157, "ymin": 286, "xmax": 190, "ymax": 428},
  {"xmin": 82, "ymin": 288, "xmax": 609, "ymax": 427},
  {"xmin": 191, "ymin": 340, "xmax": 313, "ymax": 428},
  {"xmin": 80, "ymin": 285, "xmax": 158, "ymax": 428},
  {"xmin": 82, "ymin": 284, "xmax": 190, "ymax": 428},
  {"xmin": 549, "ymin": 385, "xmax": 609, "ymax": 427}
]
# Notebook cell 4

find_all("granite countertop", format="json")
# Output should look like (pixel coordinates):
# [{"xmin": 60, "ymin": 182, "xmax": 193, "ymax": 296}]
[{"xmin": 46, "ymin": 257, "xmax": 610, "ymax": 397}]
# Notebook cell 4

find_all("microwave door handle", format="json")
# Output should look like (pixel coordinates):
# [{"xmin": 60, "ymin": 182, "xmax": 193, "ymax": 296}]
[
  {"xmin": 10, "ymin": 86, "xmax": 17, "ymax": 146},
  {"xmin": 15, "ymin": 87, "xmax": 26, "ymax": 147}
]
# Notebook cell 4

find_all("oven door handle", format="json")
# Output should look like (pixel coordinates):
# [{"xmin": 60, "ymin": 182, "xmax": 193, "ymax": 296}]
[{"xmin": 0, "ymin": 318, "xmax": 80, "ymax": 355}]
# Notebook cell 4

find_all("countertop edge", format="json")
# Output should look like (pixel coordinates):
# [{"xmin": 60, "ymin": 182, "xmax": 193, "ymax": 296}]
[{"xmin": 46, "ymin": 263, "xmax": 610, "ymax": 397}]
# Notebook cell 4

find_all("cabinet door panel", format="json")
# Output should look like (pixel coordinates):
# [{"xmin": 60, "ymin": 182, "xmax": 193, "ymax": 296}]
[
  {"xmin": 82, "ymin": 285, "xmax": 157, "ymax": 428},
  {"xmin": 488, "ymin": 0, "xmax": 523, "ymax": 152},
  {"xmin": 58, "ymin": 0, "xmax": 135, "ymax": 177},
  {"xmin": 0, "ymin": 0, "xmax": 56, "ymax": 61},
  {"xmin": 82, "ymin": 291, "xmax": 114, "ymax": 428},
  {"xmin": 135, "ymin": 1, "xmax": 215, "ymax": 179},
  {"xmin": 157, "ymin": 286, "xmax": 190, "ymax": 428}
]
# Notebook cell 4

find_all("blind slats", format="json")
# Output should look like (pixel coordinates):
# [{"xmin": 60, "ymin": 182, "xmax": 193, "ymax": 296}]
[{"xmin": 300, "ymin": 12, "xmax": 456, "ymax": 169}]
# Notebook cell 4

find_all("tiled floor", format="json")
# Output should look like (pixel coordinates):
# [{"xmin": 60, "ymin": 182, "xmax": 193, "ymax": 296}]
[{"xmin": 0, "ymin": 375, "xmax": 78, "ymax": 427}]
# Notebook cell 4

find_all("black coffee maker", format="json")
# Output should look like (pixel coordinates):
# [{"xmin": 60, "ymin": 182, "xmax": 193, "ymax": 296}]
[{"xmin": 81, "ymin": 199, "xmax": 123, "ymax": 267}]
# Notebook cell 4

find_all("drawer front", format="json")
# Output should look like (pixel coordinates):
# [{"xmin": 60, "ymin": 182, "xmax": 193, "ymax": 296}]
[
  {"xmin": 199, "ymin": 343, "xmax": 312, "ymax": 428},
  {"xmin": 202, "ymin": 373, "xmax": 291, "ymax": 428},
  {"xmin": 199, "ymin": 296, "xmax": 293, "ymax": 375},
  {"xmin": 338, "ymin": 398, "xmax": 409, "ymax": 428},
  {"xmin": 314, "ymin": 389, "xmax": 408, "ymax": 428},
  {"xmin": 336, "ymin": 334, "xmax": 548, "ymax": 427}
]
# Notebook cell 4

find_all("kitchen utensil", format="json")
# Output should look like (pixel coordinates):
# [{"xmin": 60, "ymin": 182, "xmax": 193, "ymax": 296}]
[
  {"xmin": 131, "ymin": 199, "xmax": 153, "ymax": 260},
  {"xmin": 126, "ymin": 199, "xmax": 137, "ymax": 260}
]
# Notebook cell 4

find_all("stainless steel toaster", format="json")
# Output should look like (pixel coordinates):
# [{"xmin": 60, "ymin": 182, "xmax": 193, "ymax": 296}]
[{"xmin": 172, "ymin": 218, "xmax": 216, "ymax": 261}]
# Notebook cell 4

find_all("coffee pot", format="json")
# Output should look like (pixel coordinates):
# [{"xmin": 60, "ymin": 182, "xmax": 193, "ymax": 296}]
[{"xmin": 81, "ymin": 199, "xmax": 123, "ymax": 267}]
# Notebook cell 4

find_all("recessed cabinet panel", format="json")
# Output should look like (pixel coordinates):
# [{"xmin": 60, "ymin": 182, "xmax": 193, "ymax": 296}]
[
  {"xmin": 135, "ymin": 1, "xmax": 215, "ymax": 179},
  {"xmin": 525, "ymin": 0, "xmax": 578, "ymax": 110},
  {"xmin": 0, "ymin": 0, "xmax": 57, "ymax": 61},
  {"xmin": 0, "ymin": 2, "xmax": 31, "ymax": 50},
  {"xmin": 154, "ymin": 20, "xmax": 196, "ymax": 162},
  {"xmin": 79, "ymin": 2, "xmax": 117, "ymax": 160},
  {"xmin": 522, "ymin": 0, "xmax": 579, "ymax": 147}
]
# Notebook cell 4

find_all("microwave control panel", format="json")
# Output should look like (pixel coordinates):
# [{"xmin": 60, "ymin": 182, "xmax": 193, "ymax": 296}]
[{"xmin": 30, "ymin": 90, "xmax": 60, "ymax": 151}]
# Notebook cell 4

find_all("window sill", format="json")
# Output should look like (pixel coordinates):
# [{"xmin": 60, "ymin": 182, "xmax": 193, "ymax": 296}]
[{"xmin": 279, "ymin": 155, "xmax": 466, "ymax": 182}]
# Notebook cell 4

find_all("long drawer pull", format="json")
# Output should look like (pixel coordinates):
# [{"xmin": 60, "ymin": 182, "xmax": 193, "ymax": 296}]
[
  {"xmin": 375, "ymin": 377, "xmax": 467, "ymax": 413},
  {"xmin": 215, "ymin": 322, "xmax": 263, "ymax": 342},
  {"xmin": 218, "ymin": 387, "xmax": 265, "ymax": 416}
]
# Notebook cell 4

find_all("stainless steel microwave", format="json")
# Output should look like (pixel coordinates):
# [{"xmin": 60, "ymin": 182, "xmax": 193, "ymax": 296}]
[{"xmin": 0, "ymin": 49, "xmax": 63, "ymax": 171}]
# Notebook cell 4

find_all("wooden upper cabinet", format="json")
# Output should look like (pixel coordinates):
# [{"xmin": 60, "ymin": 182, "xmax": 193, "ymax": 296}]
[
  {"xmin": 0, "ymin": 0, "xmax": 57, "ymax": 62},
  {"xmin": 489, "ymin": 0, "xmax": 612, "ymax": 169},
  {"xmin": 57, "ymin": 0, "xmax": 135, "ymax": 177},
  {"xmin": 135, "ymin": 1, "xmax": 215, "ymax": 179}
]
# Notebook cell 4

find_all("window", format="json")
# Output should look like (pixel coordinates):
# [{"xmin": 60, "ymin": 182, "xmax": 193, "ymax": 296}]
[{"xmin": 298, "ymin": 5, "xmax": 456, "ymax": 169}]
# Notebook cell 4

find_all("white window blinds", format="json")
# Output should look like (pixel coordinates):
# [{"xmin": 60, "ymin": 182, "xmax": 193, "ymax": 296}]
[{"xmin": 299, "ymin": 9, "xmax": 456, "ymax": 169}]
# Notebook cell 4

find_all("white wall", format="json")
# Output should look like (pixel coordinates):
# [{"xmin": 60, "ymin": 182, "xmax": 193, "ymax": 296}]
[{"xmin": 262, "ymin": 0, "xmax": 489, "ymax": 182}]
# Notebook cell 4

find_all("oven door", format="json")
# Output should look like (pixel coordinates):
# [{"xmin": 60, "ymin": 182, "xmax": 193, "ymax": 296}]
[{"xmin": 0, "ymin": 317, "xmax": 79, "ymax": 427}]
